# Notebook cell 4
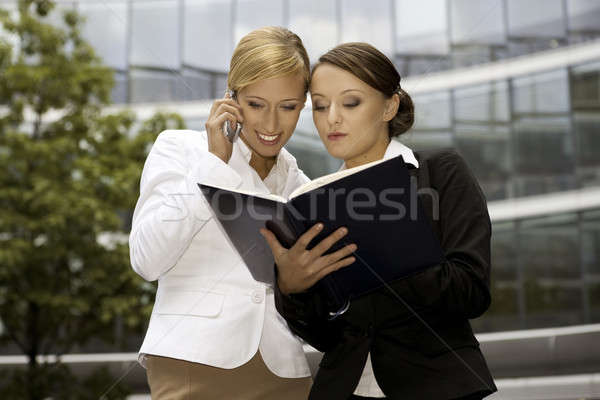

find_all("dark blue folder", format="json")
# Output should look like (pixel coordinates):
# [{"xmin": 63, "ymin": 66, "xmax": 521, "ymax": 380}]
[{"xmin": 199, "ymin": 155, "xmax": 444, "ymax": 312}]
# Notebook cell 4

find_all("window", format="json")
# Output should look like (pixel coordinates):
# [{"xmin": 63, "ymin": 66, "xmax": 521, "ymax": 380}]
[
  {"xmin": 507, "ymin": 0, "xmax": 566, "ymax": 38},
  {"xmin": 233, "ymin": 0, "xmax": 284, "ymax": 45},
  {"xmin": 455, "ymin": 125, "xmax": 510, "ymax": 195},
  {"xmin": 341, "ymin": 0, "xmax": 392, "ymax": 55},
  {"xmin": 288, "ymin": 0, "xmax": 337, "ymax": 62},
  {"xmin": 567, "ymin": 0, "xmax": 600, "ymax": 32},
  {"xmin": 130, "ymin": 0, "xmax": 180, "ymax": 69},
  {"xmin": 395, "ymin": 0, "xmax": 449, "ymax": 55},
  {"xmin": 79, "ymin": 0, "xmax": 128, "ymax": 70},
  {"xmin": 512, "ymin": 69, "xmax": 570, "ymax": 114},
  {"xmin": 513, "ymin": 117, "xmax": 574, "ymax": 175},
  {"xmin": 183, "ymin": 0, "xmax": 232, "ymax": 71},
  {"xmin": 450, "ymin": 0, "xmax": 505, "ymax": 45},
  {"xmin": 520, "ymin": 214, "xmax": 584, "ymax": 328},
  {"xmin": 454, "ymin": 81, "xmax": 509, "ymax": 122},
  {"xmin": 129, "ymin": 69, "xmax": 178, "ymax": 103},
  {"xmin": 412, "ymin": 91, "xmax": 452, "ymax": 130}
]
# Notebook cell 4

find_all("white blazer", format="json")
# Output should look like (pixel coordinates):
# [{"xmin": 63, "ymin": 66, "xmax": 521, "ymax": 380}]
[{"xmin": 129, "ymin": 129, "xmax": 311, "ymax": 378}]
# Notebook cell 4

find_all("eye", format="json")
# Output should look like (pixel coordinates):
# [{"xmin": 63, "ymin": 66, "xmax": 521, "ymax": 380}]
[
  {"xmin": 312, "ymin": 103, "xmax": 327, "ymax": 112},
  {"xmin": 281, "ymin": 104, "xmax": 298, "ymax": 111},
  {"xmin": 343, "ymin": 101, "xmax": 360, "ymax": 108},
  {"xmin": 248, "ymin": 101, "xmax": 263, "ymax": 109}
]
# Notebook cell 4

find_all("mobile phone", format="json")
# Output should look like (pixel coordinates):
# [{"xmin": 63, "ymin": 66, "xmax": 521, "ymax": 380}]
[{"xmin": 224, "ymin": 89, "xmax": 242, "ymax": 142}]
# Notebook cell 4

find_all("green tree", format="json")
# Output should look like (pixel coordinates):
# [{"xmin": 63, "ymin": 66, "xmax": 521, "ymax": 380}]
[{"xmin": 0, "ymin": 1, "xmax": 185, "ymax": 398}]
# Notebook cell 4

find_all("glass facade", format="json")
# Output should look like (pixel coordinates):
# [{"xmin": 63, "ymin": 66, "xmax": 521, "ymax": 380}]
[
  {"xmin": 3, "ymin": 0, "xmax": 600, "ymax": 336},
  {"xmin": 2, "ymin": 0, "xmax": 597, "ymax": 103},
  {"xmin": 404, "ymin": 61, "xmax": 600, "ymax": 204},
  {"xmin": 473, "ymin": 211, "xmax": 600, "ymax": 332}
]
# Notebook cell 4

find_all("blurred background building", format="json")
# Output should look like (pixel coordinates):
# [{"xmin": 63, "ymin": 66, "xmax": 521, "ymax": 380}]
[{"xmin": 2, "ymin": 0, "xmax": 600, "ymax": 398}]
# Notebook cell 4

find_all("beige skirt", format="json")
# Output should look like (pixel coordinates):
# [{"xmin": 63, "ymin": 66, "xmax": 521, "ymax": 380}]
[{"xmin": 145, "ymin": 351, "xmax": 312, "ymax": 400}]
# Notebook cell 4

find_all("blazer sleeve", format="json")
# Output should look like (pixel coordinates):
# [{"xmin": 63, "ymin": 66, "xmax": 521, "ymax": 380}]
[
  {"xmin": 128, "ymin": 130, "xmax": 242, "ymax": 282},
  {"xmin": 274, "ymin": 279, "xmax": 345, "ymax": 353},
  {"xmin": 389, "ymin": 149, "xmax": 492, "ymax": 319}
]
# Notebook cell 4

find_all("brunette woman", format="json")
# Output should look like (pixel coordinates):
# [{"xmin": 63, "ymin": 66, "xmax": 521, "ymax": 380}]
[{"xmin": 261, "ymin": 42, "xmax": 497, "ymax": 399}]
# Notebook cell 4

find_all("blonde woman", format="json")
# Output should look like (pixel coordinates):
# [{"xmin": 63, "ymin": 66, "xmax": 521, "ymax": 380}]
[{"xmin": 129, "ymin": 27, "xmax": 344, "ymax": 399}]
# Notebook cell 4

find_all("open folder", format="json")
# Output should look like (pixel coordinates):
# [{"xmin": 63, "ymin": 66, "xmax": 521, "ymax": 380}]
[{"xmin": 198, "ymin": 155, "xmax": 444, "ymax": 311}]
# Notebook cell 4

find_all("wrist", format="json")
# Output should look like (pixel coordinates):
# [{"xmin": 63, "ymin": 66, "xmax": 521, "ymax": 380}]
[
  {"xmin": 277, "ymin": 277, "xmax": 292, "ymax": 296},
  {"xmin": 209, "ymin": 148, "xmax": 230, "ymax": 164}
]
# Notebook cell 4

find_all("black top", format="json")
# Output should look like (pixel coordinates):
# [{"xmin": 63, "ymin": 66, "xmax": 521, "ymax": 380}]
[{"xmin": 274, "ymin": 149, "xmax": 498, "ymax": 400}]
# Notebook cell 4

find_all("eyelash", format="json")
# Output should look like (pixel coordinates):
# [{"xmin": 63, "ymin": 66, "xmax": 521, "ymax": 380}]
[
  {"xmin": 248, "ymin": 102, "xmax": 297, "ymax": 111},
  {"xmin": 313, "ymin": 102, "xmax": 360, "ymax": 111}
]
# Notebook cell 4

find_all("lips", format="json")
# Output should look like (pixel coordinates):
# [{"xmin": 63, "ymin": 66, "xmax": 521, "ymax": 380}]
[
  {"xmin": 327, "ymin": 132, "xmax": 347, "ymax": 141},
  {"xmin": 256, "ymin": 131, "xmax": 281, "ymax": 146}
]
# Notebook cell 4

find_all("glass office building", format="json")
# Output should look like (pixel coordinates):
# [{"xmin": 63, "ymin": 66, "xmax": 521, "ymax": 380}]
[{"xmin": 2, "ymin": 0, "xmax": 600, "ymax": 334}]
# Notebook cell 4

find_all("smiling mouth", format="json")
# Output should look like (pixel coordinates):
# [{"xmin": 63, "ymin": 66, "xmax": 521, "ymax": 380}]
[{"xmin": 257, "ymin": 132, "xmax": 281, "ymax": 145}]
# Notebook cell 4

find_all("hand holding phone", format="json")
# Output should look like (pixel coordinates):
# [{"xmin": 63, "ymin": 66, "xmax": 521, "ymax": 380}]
[
  {"xmin": 205, "ymin": 89, "xmax": 243, "ymax": 163},
  {"xmin": 224, "ymin": 89, "xmax": 242, "ymax": 142}
]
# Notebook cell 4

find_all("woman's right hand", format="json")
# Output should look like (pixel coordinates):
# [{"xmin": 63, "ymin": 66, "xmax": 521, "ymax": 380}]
[
  {"xmin": 260, "ymin": 223, "xmax": 357, "ymax": 295},
  {"xmin": 205, "ymin": 92, "xmax": 244, "ymax": 163}
]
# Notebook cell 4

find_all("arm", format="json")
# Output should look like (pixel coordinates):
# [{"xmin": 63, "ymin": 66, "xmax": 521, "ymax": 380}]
[
  {"xmin": 129, "ymin": 130, "xmax": 242, "ymax": 281},
  {"xmin": 274, "ymin": 276, "xmax": 345, "ymax": 352},
  {"xmin": 389, "ymin": 150, "xmax": 492, "ymax": 319}
]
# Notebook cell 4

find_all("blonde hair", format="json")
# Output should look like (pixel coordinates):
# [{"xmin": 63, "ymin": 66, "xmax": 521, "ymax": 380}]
[{"xmin": 228, "ymin": 26, "xmax": 310, "ymax": 94}]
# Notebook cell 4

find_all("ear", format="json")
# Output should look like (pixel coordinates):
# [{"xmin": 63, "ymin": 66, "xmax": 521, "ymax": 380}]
[{"xmin": 383, "ymin": 93, "xmax": 400, "ymax": 122}]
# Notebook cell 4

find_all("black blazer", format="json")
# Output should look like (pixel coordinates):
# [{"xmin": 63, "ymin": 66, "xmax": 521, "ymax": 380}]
[{"xmin": 274, "ymin": 149, "xmax": 498, "ymax": 400}]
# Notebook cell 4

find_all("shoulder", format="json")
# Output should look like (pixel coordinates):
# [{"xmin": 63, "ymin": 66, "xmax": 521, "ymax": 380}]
[
  {"xmin": 416, "ymin": 147, "xmax": 486, "ymax": 202},
  {"xmin": 415, "ymin": 147, "xmax": 465, "ymax": 166},
  {"xmin": 142, "ymin": 130, "xmax": 211, "ymax": 173},
  {"xmin": 416, "ymin": 148, "xmax": 474, "ymax": 180},
  {"xmin": 155, "ymin": 129, "xmax": 208, "ymax": 147},
  {"xmin": 279, "ymin": 146, "xmax": 310, "ymax": 184},
  {"xmin": 150, "ymin": 129, "xmax": 209, "ymax": 158}
]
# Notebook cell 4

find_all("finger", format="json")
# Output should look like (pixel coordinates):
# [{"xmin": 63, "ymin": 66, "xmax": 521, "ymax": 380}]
[
  {"xmin": 294, "ymin": 223, "xmax": 324, "ymax": 251},
  {"xmin": 216, "ymin": 103, "xmax": 244, "ymax": 123},
  {"xmin": 324, "ymin": 243, "xmax": 357, "ymax": 265},
  {"xmin": 260, "ymin": 228, "xmax": 286, "ymax": 258},
  {"xmin": 209, "ymin": 98, "xmax": 242, "ymax": 117},
  {"xmin": 310, "ymin": 227, "xmax": 349, "ymax": 258},
  {"xmin": 312, "ymin": 256, "xmax": 355, "ymax": 284},
  {"xmin": 209, "ymin": 98, "xmax": 229, "ymax": 114},
  {"xmin": 209, "ymin": 111, "xmax": 239, "ymax": 132},
  {"xmin": 219, "ymin": 98, "xmax": 243, "ymax": 111}
]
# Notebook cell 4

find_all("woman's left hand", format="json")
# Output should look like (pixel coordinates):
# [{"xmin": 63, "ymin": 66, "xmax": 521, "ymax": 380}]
[{"xmin": 260, "ymin": 223, "xmax": 357, "ymax": 295}]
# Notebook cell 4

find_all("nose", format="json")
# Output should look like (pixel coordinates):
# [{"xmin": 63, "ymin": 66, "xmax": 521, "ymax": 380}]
[
  {"xmin": 263, "ymin": 108, "xmax": 278, "ymax": 134},
  {"xmin": 327, "ymin": 103, "xmax": 341, "ymax": 127}
]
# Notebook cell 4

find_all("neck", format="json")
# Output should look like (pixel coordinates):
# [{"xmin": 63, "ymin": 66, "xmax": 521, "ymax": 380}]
[
  {"xmin": 241, "ymin": 134, "xmax": 277, "ymax": 180},
  {"xmin": 345, "ymin": 133, "xmax": 390, "ymax": 169}
]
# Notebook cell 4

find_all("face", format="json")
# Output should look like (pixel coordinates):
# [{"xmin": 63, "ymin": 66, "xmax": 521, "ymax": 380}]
[
  {"xmin": 236, "ymin": 73, "xmax": 306, "ymax": 159},
  {"xmin": 310, "ymin": 64, "xmax": 397, "ymax": 167}
]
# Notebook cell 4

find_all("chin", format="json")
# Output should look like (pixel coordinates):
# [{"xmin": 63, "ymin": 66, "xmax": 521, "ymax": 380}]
[
  {"xmin": 259, "ymin": 147, "xmax": 283, "ymax": 158},
  {"xmin": 252, "ymin": 142, "xmax": 285, "ymax": 158},
  {"xmin": 325, "ymin": 144, "xmax": 349, "ymax": 161}
]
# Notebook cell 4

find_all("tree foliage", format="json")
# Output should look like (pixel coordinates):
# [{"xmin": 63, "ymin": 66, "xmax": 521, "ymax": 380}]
[{"xmin": 0, "ymin": 1, "xmax": 185, "ymax": 398}]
